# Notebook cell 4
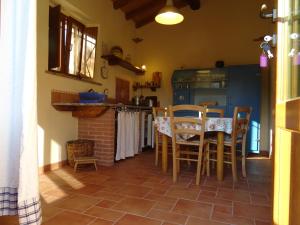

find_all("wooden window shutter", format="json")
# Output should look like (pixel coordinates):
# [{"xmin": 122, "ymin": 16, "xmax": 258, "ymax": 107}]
[
  {"xmin": 85, "ymin": 27, "xmax": 98, "ymax": 40},
  {"xmin": 48, "ymin": 5, "xmax": 61, "ymax": 70}
]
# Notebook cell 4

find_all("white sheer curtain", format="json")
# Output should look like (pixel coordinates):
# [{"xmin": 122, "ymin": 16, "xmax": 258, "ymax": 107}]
[
  {"xmin": 0, "ymin": 0, "xmax": 41, "ymax": 224},
  {"xmin": 116, "ymin": 111, "xmax": 140, "ymax": 161}
]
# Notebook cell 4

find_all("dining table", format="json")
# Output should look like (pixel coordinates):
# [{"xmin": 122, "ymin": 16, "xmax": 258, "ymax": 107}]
[{"xmin": 154, "ymin": 116, "xmax": 233, "ymax": 181}]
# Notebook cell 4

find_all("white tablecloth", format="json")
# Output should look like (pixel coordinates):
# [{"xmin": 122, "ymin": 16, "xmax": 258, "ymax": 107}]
[{"xmin": 155, "ymin": 117, "xmax": 233, "ymax": 137}]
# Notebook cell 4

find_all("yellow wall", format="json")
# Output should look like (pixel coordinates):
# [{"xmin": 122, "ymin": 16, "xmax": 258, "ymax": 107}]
[
  {"xmin": 37, "ymin": 0, "xmax": 138, "ymax": 166},
  {"xmin": 38, "ymin": 0, "xmax": 274, "ymax": 166},
  {"xmin": 134, "ymin": 0, "xmax": 273, "ymax": 151},
  {"xmin": 135, "ymin": 0, "xmax": 273, "ymax": 105}
]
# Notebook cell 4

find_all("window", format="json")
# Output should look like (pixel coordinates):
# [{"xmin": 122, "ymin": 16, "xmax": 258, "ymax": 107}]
[
  {"xmin": 48, "ymin": 5, "xmax": 97, "ymax": 79},
  {"xmin": 80, "ymin": 28, "xmax": 97, "ymax": 78}
]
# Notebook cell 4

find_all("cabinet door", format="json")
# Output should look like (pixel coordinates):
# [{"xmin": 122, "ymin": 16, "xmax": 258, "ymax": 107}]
[
  {"xmin": 116, "ymin": 78, "xmax": 130, "ymax": 104},
  {"xmin": 173, "ymin": 89, "xmax": 195, "ymax": 117},
  {"xmin": 173, "ymin": 89, "xmax": 190, "ymax": 105},
  {"xmin": 227, "ymin": 65, "xmax": 261, "ymax": 153}
]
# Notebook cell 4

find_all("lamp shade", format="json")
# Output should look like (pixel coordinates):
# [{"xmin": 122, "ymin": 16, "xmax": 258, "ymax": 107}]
[{"xmin": 155, "ymin": 5, "xmax": 184, "ymax": 25}]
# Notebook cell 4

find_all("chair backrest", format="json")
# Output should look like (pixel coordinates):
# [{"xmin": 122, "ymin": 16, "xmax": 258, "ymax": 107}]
[
  {"xmin": 169, "ymin": 105, "xmax": 207, "ymax": 146},
  {"xmin": 152, "ymin": 107, "xmax": 168, "ymax": 119},
  {"xmin": 206, "ymin": 108, "xmax": 224, "ymax": 117},
  {"xmin": 232, "ymin": 106, "xmax": 252, "ymax": 143},
  {"xmin": 199, "ymin": 101, "xmax": 217, "ymax": 107}
]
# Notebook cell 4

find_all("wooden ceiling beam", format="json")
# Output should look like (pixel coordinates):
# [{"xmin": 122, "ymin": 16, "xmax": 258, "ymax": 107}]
[
  {"xmin": 173, "ymin": 0, "xmax": 188, "ymax": 8},
  {"xmin": 135, "ymin": 13, "xmax": 157, "ymax": 28},
  {"xmin": 118, "ymin": 0, "xmax": 197, "ymax": 28},
  {"xmin": 126, "ymin": 0, "xmax": 164, "ymax": 20},
  {"xmin": 113, "ymin": 0, "xmax": 130, "ymax": 9},
  {"xmin": 185, "ymin": 0, "xmax": 200, "ymax": 10}
]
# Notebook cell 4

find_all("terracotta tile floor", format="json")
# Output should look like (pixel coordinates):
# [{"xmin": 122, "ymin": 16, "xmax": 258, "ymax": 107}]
[{"xmin": 0, "ymin": 152, "xmax": 272, "ymax": 225}]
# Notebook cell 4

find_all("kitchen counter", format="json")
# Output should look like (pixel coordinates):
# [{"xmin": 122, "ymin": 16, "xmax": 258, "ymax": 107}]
[
  {"xmin": 53, "ymin": 102, "xmax": 152, "ymax": 108},
  {"xmin": 52, "ymin": 102, "xmax": 152, "ymax": 116},
  {"xmin": 51, "ymin": 90, "xmax": 153, "ymax": 115},
  {"xmin": 51, "ymin": 90, "xmax": 153, "ymax": 167},
  {"xmin": 113, "ymin": 104, "xmax": 152, "ymax": 110}
]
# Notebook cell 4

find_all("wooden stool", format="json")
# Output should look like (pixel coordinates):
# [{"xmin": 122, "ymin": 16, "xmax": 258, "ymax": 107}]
[{"xmin": 74, "ymin": 156, "xmax": 98, "ymax": 172}]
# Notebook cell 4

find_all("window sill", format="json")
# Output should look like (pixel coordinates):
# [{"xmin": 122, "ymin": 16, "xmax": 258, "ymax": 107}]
[{"xmin": 45, "ymin": 70, "xmax": 102, "ymax": 86}]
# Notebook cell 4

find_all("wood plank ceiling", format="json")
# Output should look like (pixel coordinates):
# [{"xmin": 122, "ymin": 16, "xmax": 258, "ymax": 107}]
[{"xmin": 111, "ymin": 0, "xmax": 201, "ymax": 28}]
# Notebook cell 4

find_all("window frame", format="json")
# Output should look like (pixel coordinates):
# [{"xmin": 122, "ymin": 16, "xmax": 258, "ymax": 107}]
[
  {"xmin": 80, "ymin": 27, "xmax": 98, "ymax": 78},
  {"xmin": 48, "ymin": 5, "xmax": 98, "ymax": 80}
]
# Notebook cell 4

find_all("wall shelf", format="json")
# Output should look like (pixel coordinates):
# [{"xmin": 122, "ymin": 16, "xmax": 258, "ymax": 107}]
[
  {"xmin": 101, "ymin": 54, "xmax": 145, "ymax": 75},
  {"xmin": 132, "ymin": 83, "xmax": 161, "ymax": 91}
]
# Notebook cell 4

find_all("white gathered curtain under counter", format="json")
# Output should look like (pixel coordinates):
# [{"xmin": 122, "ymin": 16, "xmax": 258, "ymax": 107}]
[
  {"xmin": 116, "ymin": 112, "xmax": 141, "ymax": 161},
  {"xmin": 0, "ymin": 0, "xmax": 41, "ymax": 224},
  {"xmin": 155, "ymin": 117, "xmax": 233, "ymax": 137}
]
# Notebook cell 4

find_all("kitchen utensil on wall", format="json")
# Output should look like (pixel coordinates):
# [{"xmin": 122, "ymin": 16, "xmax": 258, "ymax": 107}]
[
  {"xmin": 111, "ymin": 46, "xmax": 123, "ymax": 58},
  {"xmin": 152, "ymin": 72, "xmax": 162, "ymax": 86},
  {"xmin": 133, "ymin": 96, "xmax": 140, "ymax": 106}
]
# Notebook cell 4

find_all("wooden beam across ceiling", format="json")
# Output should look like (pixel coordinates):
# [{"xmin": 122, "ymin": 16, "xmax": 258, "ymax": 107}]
[
  {"xmin": 112, "ymin": 0, "xmax": 200, "ymax": 28},
  {"xmin": 173, "ymin": 0, "xmax": 189, "ymax": 8},
  {"xmin": 126, "ymin": 0, "xmax": 164, "ymax": 20},
  {"xmin": 113, "ymin": 0, "xmax": 130, "ymax": 9},
  {"xmin": 135, "ymin": 13, "xmax": 158, "ymax": 28},
  {"xmin": 185, "ymin": 0, "xmax": 200, "ymax": 10}
]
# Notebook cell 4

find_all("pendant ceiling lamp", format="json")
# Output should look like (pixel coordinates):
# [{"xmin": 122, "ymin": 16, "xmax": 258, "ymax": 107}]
[{"xmin": 155, "ymin": 0, "xmax": 184, "ymax": 25}]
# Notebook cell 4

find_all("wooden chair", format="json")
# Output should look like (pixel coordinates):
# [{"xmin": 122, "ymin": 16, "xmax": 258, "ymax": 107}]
[
  {"xmin": 169, "ymin": 104, "xmax": 207, "ymax": 185},
  {"xmin": 203, "ymin": 108, "xmax": 224, "ymax": 176},
  {"xmin": 206, "ymin": 108, "xmax": 224, "ymax": 117},
  {"xmin": 199, "ymin": 101, "xmax": 217, "ymax": 107},
  {"xmin": 205, "ymin": 106, "xmax": 251, "ymax": 181},
  {"xmin": 152, "ymin": 107, "xmax": 171, "ymax": 166}
]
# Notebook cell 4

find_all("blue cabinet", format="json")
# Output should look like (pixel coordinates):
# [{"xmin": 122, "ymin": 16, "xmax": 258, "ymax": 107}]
[
  {"xmin": 227, "ymin": 65, "xmax": 261, "ymax": 153},
  {"xmin": 172, "ymin": 69, "xmax": 196, "ymax": 105},
  {"xmin": 172, "ymin": 65, "xmax": 261, "ymax": 153},
  {"xmin": 173, "ymin": 89, "xmax": 190, "ymax": 105}
]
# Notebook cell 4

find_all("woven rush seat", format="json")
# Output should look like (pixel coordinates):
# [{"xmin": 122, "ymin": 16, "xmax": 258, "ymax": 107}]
[
  {"xmin": 74, "ymin": 156, "xmax": 98, "ymax": 172},
  {"xmin": 75, "ymin": 156, "xmax": 98, "ymax": 161},
  {"xmin": 208, "ymin": 135, "xmax": 243, "ymax": 146},
  {"xmin": 176, "ymin": 138, "xmax": 208, "ymax": 146}
]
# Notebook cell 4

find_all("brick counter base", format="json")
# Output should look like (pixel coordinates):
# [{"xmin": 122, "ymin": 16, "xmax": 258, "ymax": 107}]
[{"xmin": 78, "ymin": 108, "xmax": 115, "ymax": 166}]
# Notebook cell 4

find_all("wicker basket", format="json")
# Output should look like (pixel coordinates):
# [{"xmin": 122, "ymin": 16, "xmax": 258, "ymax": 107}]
[{"xmin": 66, "ymin": 139, "xmax": 95, "ymax": 167}]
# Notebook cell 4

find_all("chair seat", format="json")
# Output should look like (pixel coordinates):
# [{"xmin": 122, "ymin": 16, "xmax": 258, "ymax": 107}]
[
  {"xmin": 176, "ymin": 139, "xmax": 208, "ymax": 146},
  {"xmin": 74, "ymin": 157, "xmax": 97, "ymax": 166},
  {"xmin": 176, "ymin": 140, "xmax": 201, "ymax": 146},
  {"xmin": 73, "ymin": 156, "xmax": 98, "ymax": 172},
  {"xmin": 208, "ymin": 135, "xmax": 242, "ymax": 146},
  {"xmin": 74, "ymin": 156, "xmax": 97, "ymax": 162}
]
